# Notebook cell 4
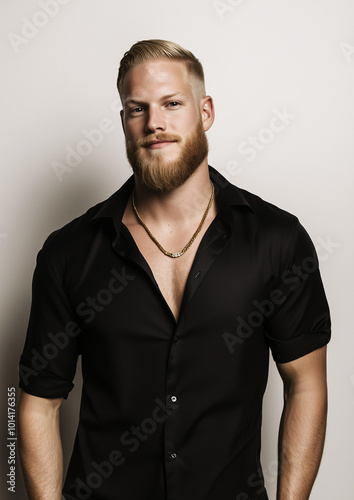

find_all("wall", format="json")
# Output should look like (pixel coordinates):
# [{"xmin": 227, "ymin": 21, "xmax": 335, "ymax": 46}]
[{"xmin": 1, "ymin": 0, "xmax": 353, "ymax": 498}]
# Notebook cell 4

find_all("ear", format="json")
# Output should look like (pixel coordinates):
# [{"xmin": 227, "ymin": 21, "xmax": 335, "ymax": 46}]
[
  {"xmin": 200, "ymin": 95, "xmax": 215, "ymax": 132},
  {"xmin": 120, "ymin": 109, "xmax": 126, "ymax": 135}
]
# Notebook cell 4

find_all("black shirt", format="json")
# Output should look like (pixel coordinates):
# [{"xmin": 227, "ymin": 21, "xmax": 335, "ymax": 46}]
[{"xmin": 19, "ymin": 166, "xmax": 331, "ymax": 500}]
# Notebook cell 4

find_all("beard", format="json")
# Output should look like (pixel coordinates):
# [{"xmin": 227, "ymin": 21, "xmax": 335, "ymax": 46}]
[{"xmin": 125, "ymin": 119, "xmax": 209, "ymax": 192}]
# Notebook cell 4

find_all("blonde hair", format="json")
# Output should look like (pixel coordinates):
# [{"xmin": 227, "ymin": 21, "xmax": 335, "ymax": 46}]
[{"xmin": 117, "ymin": 39, "xmax": 206, "ymax": 100}]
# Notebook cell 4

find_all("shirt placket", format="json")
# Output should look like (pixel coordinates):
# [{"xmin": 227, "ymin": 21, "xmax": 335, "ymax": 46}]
[
  {"xmin": 162, "ymin": 218, "xmax": 232, "ymax": 500},
  {"xmin": 116, "ymin": 217, "xmax": 232, "ymax": 500}
]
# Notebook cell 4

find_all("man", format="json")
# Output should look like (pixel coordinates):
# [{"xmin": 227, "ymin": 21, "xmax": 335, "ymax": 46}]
[{"xmin": 18, "ymin": 39, "xmax": 331, "ymax": 500}]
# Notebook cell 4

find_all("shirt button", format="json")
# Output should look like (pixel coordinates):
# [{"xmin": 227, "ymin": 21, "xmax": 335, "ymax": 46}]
[
  {"xmin": 173, "ymin": 336, "xmax": 179, "ymax": 342},
  {"xmin": 171, "ymin": 395, "xmax": 177, "ymax": 403},
  {"xmin": 170, "ymin": 452, "xmax": 177, "ymax": 459}
]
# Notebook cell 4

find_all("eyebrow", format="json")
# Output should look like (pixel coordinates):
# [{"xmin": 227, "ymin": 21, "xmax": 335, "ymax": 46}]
[{"xmin": 123, "ymin": 92, "xmax": 187, "ymax": 106}]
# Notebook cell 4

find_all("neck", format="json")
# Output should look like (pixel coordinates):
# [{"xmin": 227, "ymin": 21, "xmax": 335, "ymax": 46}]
[{"xmin": 132, "ymin": 162, "xmax": 213, "ymax": 226}]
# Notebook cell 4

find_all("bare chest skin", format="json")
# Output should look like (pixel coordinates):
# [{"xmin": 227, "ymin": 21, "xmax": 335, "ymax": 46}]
[{"xmin": 122, "ymin": 201, "xmax": 217, "ymax": 322}]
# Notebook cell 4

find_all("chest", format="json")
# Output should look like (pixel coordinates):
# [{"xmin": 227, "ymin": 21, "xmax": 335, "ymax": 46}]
[
  {"xmin": 124, "ymin": 224, "xmax": 204, "ymax": 321},
  {"xmin": 70, "ymin": 223, "xmax": 271, "ymax": 391}
]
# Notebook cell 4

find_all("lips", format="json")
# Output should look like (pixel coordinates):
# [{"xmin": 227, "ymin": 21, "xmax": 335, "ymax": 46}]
[
  {"xmin": 146, "ymin": 140, "xmax": 176, "ymax": 149},
  {"xmin": 137, "ymin": 134, "xmax": 181, "ymax": 149}
]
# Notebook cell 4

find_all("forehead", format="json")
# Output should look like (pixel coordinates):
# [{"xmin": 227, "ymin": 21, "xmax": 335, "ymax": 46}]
[{"xmin": 121, "ymin": 59, "xmax": 192, "ymax": 102}]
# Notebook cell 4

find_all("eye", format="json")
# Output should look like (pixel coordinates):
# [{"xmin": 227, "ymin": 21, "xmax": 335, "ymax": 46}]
[
  {"xmin": 167, "ymin": 101, "xmax": 181, "ymax": 109},
  {"xmin": 129, "ymin": 106, "xmax": 145, "ymax": 116}
]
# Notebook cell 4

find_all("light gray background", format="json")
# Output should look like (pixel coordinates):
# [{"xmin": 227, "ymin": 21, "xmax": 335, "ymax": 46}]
[{"xmin": 1, "ymin": 1, "xmax": 353, "ymax": 498}]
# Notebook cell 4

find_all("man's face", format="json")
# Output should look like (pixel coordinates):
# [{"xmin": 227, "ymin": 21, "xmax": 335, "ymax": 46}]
[{"xmin": 120, "ymin": 59, "xmax": 209, "ymax": 192}]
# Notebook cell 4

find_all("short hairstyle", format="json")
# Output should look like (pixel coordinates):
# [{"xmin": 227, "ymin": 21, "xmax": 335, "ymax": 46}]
[{"xmin": 117, "ymin": 39, "xmax": 206, "ymax": 101}]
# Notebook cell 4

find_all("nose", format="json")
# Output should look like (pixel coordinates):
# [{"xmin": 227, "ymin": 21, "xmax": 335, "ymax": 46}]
[{"xmin": 145, "ymin": 106, "xmax": 166, "ymax": 134}]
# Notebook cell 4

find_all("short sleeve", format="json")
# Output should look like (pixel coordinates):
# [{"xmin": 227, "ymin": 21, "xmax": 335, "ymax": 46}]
[
  {"xmin": 264, "ymin": 221, "xmax": 331, "ymax": 363},
  {"xmin": 19, "ymin": 249, "xmax": 81, "ymax": 399}
]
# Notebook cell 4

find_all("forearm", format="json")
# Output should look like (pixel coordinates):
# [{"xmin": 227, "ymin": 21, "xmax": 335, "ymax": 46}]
[
  {"xmin": 277, "ymin": 387, "xmax": 327, "ymax": 500},
  {"xmin": 18, "ymin": 391, "xmax": 63, "ymax": 500}
]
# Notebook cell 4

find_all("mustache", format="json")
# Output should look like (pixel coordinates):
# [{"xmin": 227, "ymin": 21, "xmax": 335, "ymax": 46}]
[{"xmin": 136, "ymin": 133, "xmax": 182, "ymax": 148}]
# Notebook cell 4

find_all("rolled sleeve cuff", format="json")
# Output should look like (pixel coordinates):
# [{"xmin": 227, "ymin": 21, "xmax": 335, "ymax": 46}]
[
  {"xmin": 266, "ymin": 329, "xmax": 331, "ymax": 364},
  {"xmin": 19, "ymin": 355, "xmax": 74, "ymax": 399}
]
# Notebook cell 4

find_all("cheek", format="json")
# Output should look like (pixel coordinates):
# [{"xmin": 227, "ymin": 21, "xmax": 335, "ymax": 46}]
[
  {"xmin": 169, "ymin": 114, "xmax": 196, "ymax": 135},
  {"xmin": 182, "ymin": 109, "xmax": 200, "ymax": 129},
  {"xmin": 124, "ymin": 120, "xmax": 142, "ymax": 139}
]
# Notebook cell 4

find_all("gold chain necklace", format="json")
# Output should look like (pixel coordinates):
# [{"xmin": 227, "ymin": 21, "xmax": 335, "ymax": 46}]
[{"xmin": 131, "ymin": 182, "xmax": 215, "ymax": 258}]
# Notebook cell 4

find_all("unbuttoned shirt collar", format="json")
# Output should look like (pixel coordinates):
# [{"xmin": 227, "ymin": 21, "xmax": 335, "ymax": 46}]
[{"xmin": 91, "ymin": 165, "xmax": 253, "ymax": 235}]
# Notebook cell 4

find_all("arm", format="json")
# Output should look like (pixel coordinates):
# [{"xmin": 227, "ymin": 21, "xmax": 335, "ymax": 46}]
[
  {"xmin": 18, "ymin": 390, "xmax": 63, "ymax": 500},
  {"xmin": 276, "ymin": 346, "xmax": 328, "ymax": 500}
]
